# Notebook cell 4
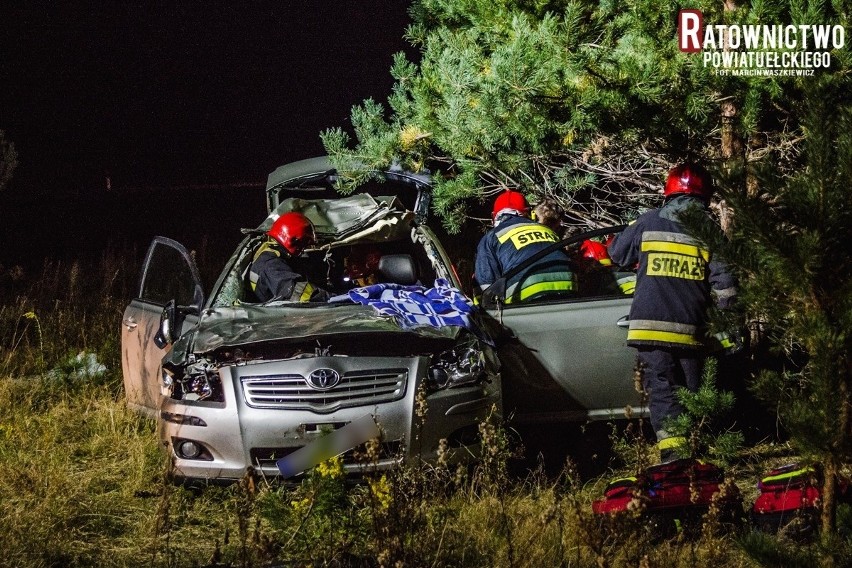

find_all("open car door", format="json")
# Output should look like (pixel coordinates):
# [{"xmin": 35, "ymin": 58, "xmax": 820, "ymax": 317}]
[
  {"xmin": 121, "ymin": 237, "xmax": 203, "ymax": 417},
  {"xmin": 482, "ymin": 227, "xmax": 643, "ymax": 423}
]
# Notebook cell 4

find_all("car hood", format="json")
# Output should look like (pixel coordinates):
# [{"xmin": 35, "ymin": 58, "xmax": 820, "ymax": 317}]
[{"xmin": 189, "ymin": 303, "xmax": 462, "ymax": 354}]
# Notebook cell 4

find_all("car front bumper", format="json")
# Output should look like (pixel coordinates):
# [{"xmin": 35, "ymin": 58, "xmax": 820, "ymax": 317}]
[{"xmin": 158, "ymin": 355, "xmax": 501, "ymax": 482}]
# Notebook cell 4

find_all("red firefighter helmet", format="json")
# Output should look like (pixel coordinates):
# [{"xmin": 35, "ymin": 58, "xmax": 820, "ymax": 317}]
[
  {"xmin": 580, "ymin": 240, "xmax": 612, "ymax": 266},
  {"xmin": 267, "ymin": 212, "xmax": 316, "ymax": 255},
  {"xmin": 492, "ymin": 190, "xmax": 530, "ymax": 220},
  {"xmin": 664, "ymin": 163, "xmax": 713, "ymax": 201}
]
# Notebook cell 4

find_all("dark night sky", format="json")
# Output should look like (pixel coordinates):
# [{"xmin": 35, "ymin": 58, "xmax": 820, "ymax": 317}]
[
  {"xmin": 0, "ymin": 2, "xmax": 413, "ymax": 264},
  {"xmin": 0, "ymin": 2, "xmax": 411, "ymax": 188}
]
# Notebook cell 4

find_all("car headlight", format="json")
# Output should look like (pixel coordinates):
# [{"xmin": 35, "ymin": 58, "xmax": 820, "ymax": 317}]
[
  {"xmin": 426, "ymin": 340, "xmax": 487, "ymax": 393},
  {"xmin": 162, "ymin": 367, "xmax": 175, "ymax": 396},
  {"xmin": 168, "ymin": 358, "xmax": 225, "ymax": 403}
]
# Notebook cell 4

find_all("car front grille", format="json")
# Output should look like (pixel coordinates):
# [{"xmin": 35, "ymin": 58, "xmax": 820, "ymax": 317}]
[{"xmin": 240, "ymin": 369, "xmax": 408, "ymax": 413}]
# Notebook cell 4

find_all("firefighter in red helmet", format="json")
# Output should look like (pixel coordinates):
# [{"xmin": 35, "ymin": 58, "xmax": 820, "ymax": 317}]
[
  {"xmin": 492, "ymin": 190, "xmax": 531, "ymax": 220},
  {"xmin": 572, "ymin": 239, "xmax": 636, "ymax": 296},
  {"xmin": 580, "ymin": 239, "xmax": 612, "ymax": 266},
  {"xmin": 475, "ymin": 190, "xmax": 575, "ymax": 303},
  {"xmin": 663, "ymin": 162, "xmax": 713, "ymax": 201},
  {"xmin": 608, "ymin": 163, "xmax": 736, "ymax": 462},
  {"xmin": 248, "ymin": 211, "xmax": 330, "ymax": 302}
]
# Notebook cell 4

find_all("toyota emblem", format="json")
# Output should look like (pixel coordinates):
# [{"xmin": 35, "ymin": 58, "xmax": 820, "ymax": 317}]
[{"xmin": 306, "ymin": 368, "xmax": 341, "ymax": 390}]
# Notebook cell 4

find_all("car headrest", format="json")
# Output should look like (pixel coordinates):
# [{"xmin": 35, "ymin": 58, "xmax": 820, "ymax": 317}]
[{"xmin": 378, "ymin": 254, "xmax": 418, "ymax": 285}]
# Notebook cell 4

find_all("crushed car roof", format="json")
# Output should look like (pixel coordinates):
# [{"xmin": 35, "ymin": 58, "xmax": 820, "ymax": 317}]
[
  {"xmin": 265, "ymin": 156, "xmax": 433, "ymax": 218},
  {"xmin": 259, "ymin": 193, "xmax": 414, "ymax": 244}
]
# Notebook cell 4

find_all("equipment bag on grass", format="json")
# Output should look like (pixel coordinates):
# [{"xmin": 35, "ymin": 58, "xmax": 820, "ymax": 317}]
[
  {"xmin": 593, "ymin": 458, "xmax": 743, "ymax": 531},
  {"xmin": 751, "ymin": 463, "xmax": 852, "ymax": 537}
]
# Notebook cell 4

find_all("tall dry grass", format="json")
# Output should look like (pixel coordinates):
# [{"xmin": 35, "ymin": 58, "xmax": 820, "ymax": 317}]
[
  {"xmin": 0, "ymin": 250, "xmax": 848, "ymax": 567},
  {"xmin": 0, "ymin": 248, "xmax": 243, "ymax": 567},
  {"xmin": 0, "ymin": 247, "xmax": 134, "ymax": 379}
]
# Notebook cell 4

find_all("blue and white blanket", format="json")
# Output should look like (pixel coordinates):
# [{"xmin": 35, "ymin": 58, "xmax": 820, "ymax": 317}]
[{"xmin": 330, "ymin": 278, "xmax": 475, "ymax": 330}]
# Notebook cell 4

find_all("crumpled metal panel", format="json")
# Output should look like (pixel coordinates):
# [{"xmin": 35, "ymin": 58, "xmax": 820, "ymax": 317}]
[
  {"xmin": 191, "ymin": 303, "xmax": 461, "ymax": 354},
  {"xmin": 266, "ymin": 156, "xmax": 334, "ymax": 193},
  {"xmin": 258, "ymin": 193, "xmax": 411, "ymax": 242},
  {"xmin": 264, "ymin": 156, "xmax": 434, "ymax": 214}
]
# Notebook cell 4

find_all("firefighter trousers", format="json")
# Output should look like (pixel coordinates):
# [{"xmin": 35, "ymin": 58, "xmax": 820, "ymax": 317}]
[{"xmin": 636, "ymin": 347, "xmax": 703, "ymax": 440}]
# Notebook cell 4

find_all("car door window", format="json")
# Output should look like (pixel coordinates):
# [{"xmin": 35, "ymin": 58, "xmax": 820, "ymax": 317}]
[
  {"xmin": 572, "ymin": 245, "xmax": 636, "ymax": 300},
  {"xmin": 138, "ymin": 237, "xmax": 203, "ymax": 308}
]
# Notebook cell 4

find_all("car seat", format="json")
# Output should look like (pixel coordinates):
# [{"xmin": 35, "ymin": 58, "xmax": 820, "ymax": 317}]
[{"xmin": 378, "ymin": 254, "xmax": 418, "ymax": 285}]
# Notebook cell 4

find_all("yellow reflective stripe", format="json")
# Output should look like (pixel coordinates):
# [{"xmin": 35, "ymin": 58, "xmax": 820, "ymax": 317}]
[
  {"xmin": 253, "ymin": 240, "xmax": 280, "ymax": 261},
  {"xmin": 641, "ymin": 241, "xmax": 710, "ymax": 262},
  {"xmin": 619, "ymin": 280, "xmax": 635, "ymax": 294},
  {"xmin": 598, "ymin": 258, "xmax": 613, "ymax": 266},
  {"xmin": 630, "ymin": 319, "xmax": 697, "ymax": 335},
  {"xmin": 505, "ymin": 280, "xmax": 573, "ymax": 304},
  {"xmin": 249, "ymin": 241, "xmax": 281, "ymax": 292},
  {"xmin": 627, "ymin": 329, "xmax": 702, "ymax": 345},
  {"xmin": 518, "ymin": 280, "xmax": 573, "ymax": 300},
  {"xmin": 496, "ymin": 224, "xmax": 559, "ymax": 246},
  {"xmin": 299, "ymin": 283, "xmax": 315, "ymax": 302},
  {"xmin": 289, "ymin": 281, "xmax": 308, "ymax": 301},
  {"xmin": 496, "ymin": 224, "xmax": 534, "ymax": 243},
  {"xmin": 762, "ymin": 466, "xmax": 815, "ymax": 484},
  {"xmin": 610, "ymin": 476, "xmax": 637, "ymax": 484},
  {"xmin": 616, "ymin": 273, "xmax": 636, "ymax": 295},
  {"xmin": 658, "ymin": 436, "xmax": 688, "ymax": 450}
]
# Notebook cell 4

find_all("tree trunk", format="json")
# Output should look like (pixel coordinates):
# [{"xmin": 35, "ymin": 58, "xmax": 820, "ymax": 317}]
[
  {"xmin": 820, "ymin": 373, "xmax": 851, "ymax": 566},
  {"xmin": 718, "ymin": 1, "xmax": 742, "ymax": 235},
  {"xmin": 720, "ymin": 0, "xmax": 741, "ymax": 165},
  {"xmin": 720, "ymin": 99, "xmax": 742, "ymax": 166},
  {"xmin": 821, "ymin": 461, "xmax": 837, "ymax": 548},
  {"xmin": 821, "ymin": 461, "xmax": 838, "ymax": 568},
  {"xmin": 822, "ymin": 372, "xmax": 852, "ymax": 545}
]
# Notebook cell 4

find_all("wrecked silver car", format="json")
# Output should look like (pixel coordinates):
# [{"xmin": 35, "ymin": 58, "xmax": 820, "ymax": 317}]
[{"xmin": 121, "ymin": 158, "xmax": 501, "ymax": 482}]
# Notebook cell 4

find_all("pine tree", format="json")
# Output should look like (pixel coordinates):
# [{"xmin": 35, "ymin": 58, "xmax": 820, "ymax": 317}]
[
  {"xmin": 322, "ymin": 0, "xmax": 850, "ymax": 232},
  {"xmin": 686, "ymin": 78, "xmax": 852, "ymax": 541},
  {"xmin": 665, "ymin": 357, "xmax": 744, "ymax": 465},
  {"xmin": 322, "ymin": 0, "xmax": 852, "ymax": 541}
]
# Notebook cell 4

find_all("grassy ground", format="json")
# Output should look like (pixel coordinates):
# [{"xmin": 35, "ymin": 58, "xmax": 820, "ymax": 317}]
[{"xmin": 0, "ymin": 253, "xmax": 849, "ymax": 567}]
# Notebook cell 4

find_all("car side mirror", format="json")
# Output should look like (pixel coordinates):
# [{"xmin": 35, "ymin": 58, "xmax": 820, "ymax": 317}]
[
  {"xmin": 154, "ymin": 300, "xmax": 177, "ymax": 348},
  {"xmin": 154, "ymin": 300, "xmax": 199, "ymax": 348},
  {"xmin": 378, "ymin": 254, "xmax": 418, "ymax": 285},
  {"xmin": 481, "ymin": 278, "xmax": 506, "ymax": 309}
]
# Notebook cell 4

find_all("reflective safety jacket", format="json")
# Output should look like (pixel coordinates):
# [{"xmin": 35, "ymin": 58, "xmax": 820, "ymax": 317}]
[
  {"xmin": 608, "ymin": 196, "xmax": 736, "ymax": 349},
  {"xmin": 248, "ymin": 240, "xmax": 327, "ymax": 303},
  {"xmin": 614, "ymin": 270, "xmax": 637, "ymax": 295},
  {"xmin": 475, "ymin": 215, "xmax": 575, "ymax": 303}
]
